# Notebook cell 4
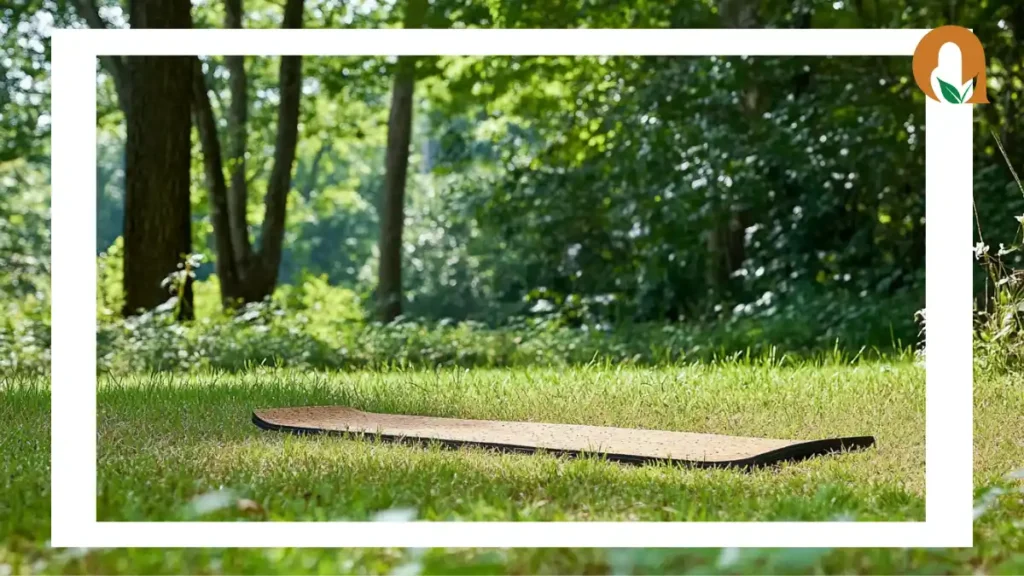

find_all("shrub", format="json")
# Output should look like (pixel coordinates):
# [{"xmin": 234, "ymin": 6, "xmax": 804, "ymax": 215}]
[
  {"xmin": 974, "ymin": 135, "xmax": 1024, "ymax": 371},
  {"xmin": 91, "ymin": 273, "xmax": 917, "ymax": 374}
]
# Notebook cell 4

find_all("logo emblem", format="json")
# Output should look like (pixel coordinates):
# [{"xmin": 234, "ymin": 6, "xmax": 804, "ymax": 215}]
[{"xmin": 912, "ymin": 26, "xmax": 988, "ymax": 104}]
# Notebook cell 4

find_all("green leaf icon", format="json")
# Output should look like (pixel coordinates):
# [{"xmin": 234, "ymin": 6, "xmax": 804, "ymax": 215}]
[
  {"xmin": 937, "ymin": 77, "xmax": 962, "ymax": 104},
  {"xmin": 960, "ymin": 76, "xmax": 977, "ymax": 102}
]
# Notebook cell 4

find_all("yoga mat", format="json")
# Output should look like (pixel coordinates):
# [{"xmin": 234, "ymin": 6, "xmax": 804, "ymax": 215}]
[{"xmin": 253, "ymin": 406, "xmax": 874, "ymax": 468}]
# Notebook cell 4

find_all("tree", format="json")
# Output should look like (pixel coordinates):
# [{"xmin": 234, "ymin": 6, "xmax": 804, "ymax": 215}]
[
  {"xmin": 72, "ymin": 0, "xmax": 195, "ymax": 319},
  {"xmin": 377, "ymin": 0, "xmax": 428, "ymax": 323},
  {"xmin": 192, "ymin": 0, "xmax": 305, "ymax": 308},
  {"xmin": 123, "ymin": 0, "xmax": 194, "ymax": 319}
]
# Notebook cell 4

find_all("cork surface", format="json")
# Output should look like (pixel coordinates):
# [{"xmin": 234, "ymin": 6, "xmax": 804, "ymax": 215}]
[{"xmin": 253, "ymin": 406, "xmax": 875, "ymax": 467}]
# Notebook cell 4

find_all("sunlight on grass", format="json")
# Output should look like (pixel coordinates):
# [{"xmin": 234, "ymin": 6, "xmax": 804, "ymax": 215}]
[
  {"xmin": 3, "ymin": 362, "xmax": 1023, "ymax": 573},
  {"xmin": 97, "ymin": 363, "xmax": 926, "ymax": 522}
]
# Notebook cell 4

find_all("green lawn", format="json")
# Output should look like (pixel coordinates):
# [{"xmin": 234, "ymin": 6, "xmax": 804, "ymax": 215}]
[
  {"xmin": 97, "ymin": 363, "xmax": 924, "ymax": 522},
  {"xmin": 2, "ymin": 363, "xmax": 1022, "ymax": 574}
]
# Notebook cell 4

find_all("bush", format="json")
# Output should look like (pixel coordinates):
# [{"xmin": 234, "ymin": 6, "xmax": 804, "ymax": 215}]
[
  {"xmin": 6, "ymin": 233, "xmax": 924, "ymax": 376},
  {"xmin": 0, "ymin": 161, "xmax": 50, "ymax": 375},
  {"xmin": 974, "ymin": 135, "xmax": 1024, "ymax": 371},
  {"xmin": 89, "ymin": 272, "xmax": 918, "ymax": 374}
]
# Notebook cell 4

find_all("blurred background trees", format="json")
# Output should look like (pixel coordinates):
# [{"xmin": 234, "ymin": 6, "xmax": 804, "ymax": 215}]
[{"xmin": 2, "ymin": 0, "xmax": 1021, "ymax": 372}]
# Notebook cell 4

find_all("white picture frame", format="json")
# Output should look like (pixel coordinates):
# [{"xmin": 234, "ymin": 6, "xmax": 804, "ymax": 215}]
[{"xmin": 50, "ymin": 28, "xmax": 973, "ymax": 548}]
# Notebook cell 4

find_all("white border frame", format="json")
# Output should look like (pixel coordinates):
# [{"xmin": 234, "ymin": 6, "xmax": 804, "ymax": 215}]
[{"xmin": 51, "ymin": 28, "xmax": 973, "ymax": 548}]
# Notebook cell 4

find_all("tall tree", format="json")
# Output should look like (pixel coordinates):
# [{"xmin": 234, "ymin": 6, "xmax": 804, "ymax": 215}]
[
  {"xmin": 73, "ymin": 0, "xmax": 195, "ymax": 319},
  {"xmin": 377, "ymin": 0, "xmax": 429, "ymax": 323},
  {"xmin": 192, "ymin": 0, "xmax": 305, "ymax": 307}
]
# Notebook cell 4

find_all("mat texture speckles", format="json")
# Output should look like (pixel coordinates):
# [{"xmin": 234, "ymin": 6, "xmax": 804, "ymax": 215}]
[{"xmin": 252, "ymin": 406, "xmax": 875, "ymax": 468}]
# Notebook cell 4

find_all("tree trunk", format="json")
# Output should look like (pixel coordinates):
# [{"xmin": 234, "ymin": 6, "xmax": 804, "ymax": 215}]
[
  {"xmin": 122, "ymin": 0, "xmax": 193, "ymax": 319},
  {"xmin": 191, "ymin": 0, "xmax": 305, "ymax": 309},
  {"xmin": 192, "ymin": 63, "xmax": 242, "ymax": 305},
  {"xmin": 223, "ymin": 0, "xmax": 253, "ymax": 272},
  {"xmin": 377, "ymin": 66, "xmax": 416, "ymax": 322},
  {"xmin": 256, "ymin": 0, "xmax": 305, "ymax": 297},
  {"xmin": 377, "ymin": 0, "xmax": 428, "ymax": 323}
]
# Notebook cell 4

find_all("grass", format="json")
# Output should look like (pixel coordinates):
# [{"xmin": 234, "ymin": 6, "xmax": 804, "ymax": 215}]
[
  {"xmin": 2, "ymin": 361, "xmax": 1022, "ymax": 574},
  {"xmin": 0, "ymin": 378, "xmax": 50, "ymax": 550},
  {"xmin": 96, "ymin": 362, "xmax": 924, "ymax": 523}
]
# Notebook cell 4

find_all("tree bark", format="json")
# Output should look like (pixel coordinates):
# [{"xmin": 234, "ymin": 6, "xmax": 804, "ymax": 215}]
[
  {"xmin": 257, "ymin": 0, "xmax": 305, "ymax": 296},
  {"xmin": 223, "ymin": 0, "xmax": 252, "ymax": 271},
  {"xmin": 377, "ymin": 68, "xmax": 416, "ymax": 322},
  {"xmin": 122, "ymin": 0, "xmax": 194, "ymax": 319},
  {"xmin": 377, "ymin": 0, "xmax": 429, "ymax": 323},
  {"xmin": 192, "ymin": 63, "xmax": 241, "ymax": 305},
  {"xmin": 191, "ymin": 0, "xmax": 305, "ymax": 308}
]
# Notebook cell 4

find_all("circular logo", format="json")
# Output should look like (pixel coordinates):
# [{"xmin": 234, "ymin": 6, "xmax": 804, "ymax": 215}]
[{"xmin": 912, "ymin": 26, "xmax": 988, "ymax": 104}]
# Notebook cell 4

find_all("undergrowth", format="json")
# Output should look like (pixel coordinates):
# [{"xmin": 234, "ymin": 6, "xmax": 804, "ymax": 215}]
[
  {"xmin": 91, "ymin": 299, "xmax": 918, "ymax": 375},
  {"xmin": 974, "ymin": 133, "xmax": 1024, "ymax": 371},
  {"xmin": 82, "ymin": 251, "xmax": 922, "ymax": 374}
]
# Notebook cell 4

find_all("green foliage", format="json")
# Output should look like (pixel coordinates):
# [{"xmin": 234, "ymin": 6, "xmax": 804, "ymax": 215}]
[
  {"xmin": 6, "ymin": 0, "xmax": 1020, "ymax": 355},
  {"xmin": 422, "ymin": 54, "xmax": 926, "ymax": 330},
  {"xmin": 86, "ymin": 23, "xmax": 928, "ymax": 340},
  {"xmin": 0, "ymin": 160, "xmax": 50, "ymax": 374},
  {"xmin": 974, "ymin": 134, "xmax": 1024, "ymax": 371},
  {"xmin": 97, "ymin": 235, "xmax": 124, "ymax": 319},
  {"xmin": 0, "ymin": 1, "xmax": 63, "ymax": 164},
  {"xmin": 88, "ymin": 271, "xmax": 915, "ymax": 375}
]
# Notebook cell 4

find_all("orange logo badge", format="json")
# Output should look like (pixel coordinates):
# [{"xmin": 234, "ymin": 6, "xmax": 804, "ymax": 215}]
[{"xmin": 912, "ymin": 26, "xmax": 988, "ymax": 104}]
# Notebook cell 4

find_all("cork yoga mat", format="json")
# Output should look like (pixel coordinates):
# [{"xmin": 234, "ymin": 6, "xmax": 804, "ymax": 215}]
[{"xmin": 252, "ymin": 406, "xmax": 875, "ymax": 468}]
